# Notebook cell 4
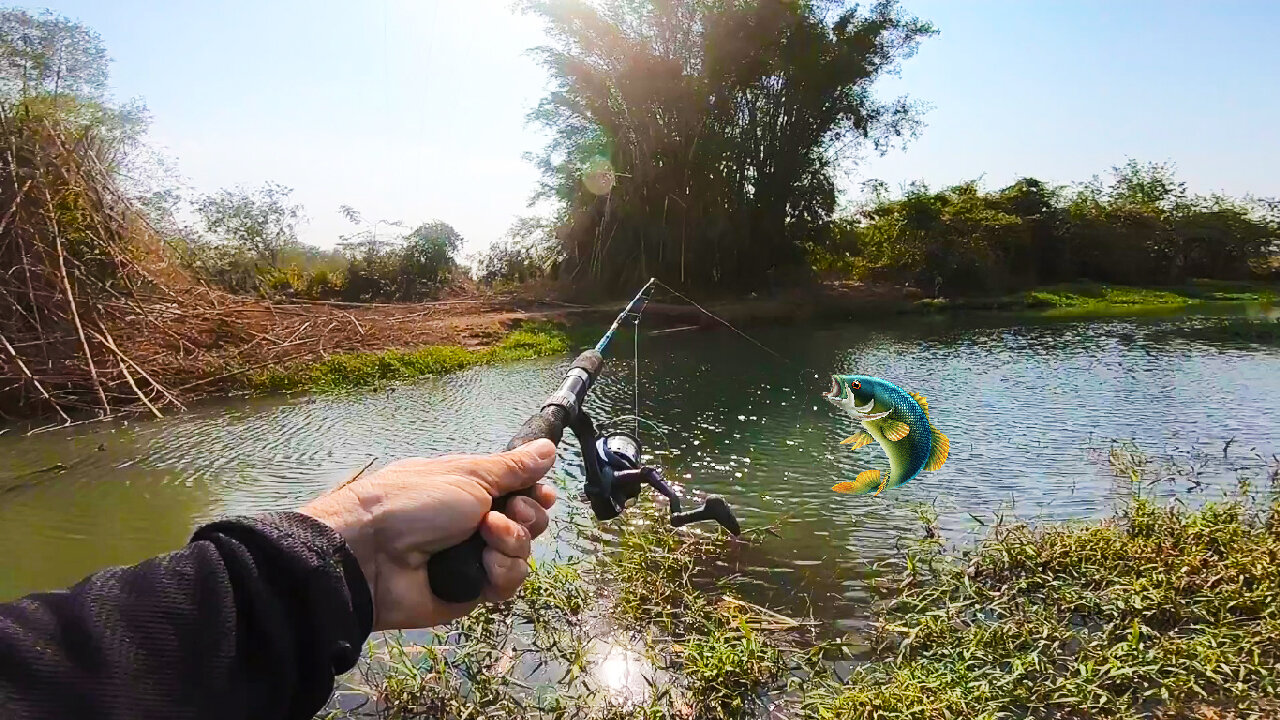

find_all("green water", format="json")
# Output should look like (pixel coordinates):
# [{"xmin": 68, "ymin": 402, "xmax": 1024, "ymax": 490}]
[{"xmin": 2, "ymin": 307, "xmax": 1278, "ymax": 635}]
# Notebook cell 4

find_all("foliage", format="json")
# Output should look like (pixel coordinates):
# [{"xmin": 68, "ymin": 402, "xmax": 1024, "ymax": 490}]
[
  {"xmin": 526, "ymin": 0, "xmax": 935, "ymax": 295},
  {"xmin": 474, "ymin": 214, "xmax": 564, "ymax": 286},
  {"xmin": 802, "ymin": 489, "xmax": 1280, "ymax": 719},
  {"xmin": 194, "ymin": 182, "xmax": 303, "ymax": 271},
  {"xmin": 0, "ymin": 7, "xmax": 107, "ymax": 102},
  {"xmin": 337, "ymin": 499, "xmax": 823, "ymax": 720},
  {"xmin": 178, "ymin": 200, "xmax": 466, "ymax": 301},
  {"xmin": 330, "ymin": 210, "xmax": 464, "ymax": 301},
  {"xmin": 246, "ymin": 322, "xmax": 570, "ymax": 393},
  {"xmin": 841, "ymin": 162, "xmax": 1280, "ymax": 296},
  {"xmin": 0, "ymin": 8, "xmax": 149, "ymax": 159}
]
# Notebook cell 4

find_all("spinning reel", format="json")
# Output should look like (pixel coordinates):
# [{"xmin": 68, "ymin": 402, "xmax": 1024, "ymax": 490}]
[{"xmin": 570, "ymin": 411, "xmax": 741, "ymax": 533}]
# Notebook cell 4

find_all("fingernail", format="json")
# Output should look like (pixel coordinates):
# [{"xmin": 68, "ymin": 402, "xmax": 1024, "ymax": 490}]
[
  {"xmin": 529, "ymin": 438, "xmax": 556, "ymax": 461},
  {"xmin": 513, "ymin": 502, "xmax": 535, "ymax": 524}
]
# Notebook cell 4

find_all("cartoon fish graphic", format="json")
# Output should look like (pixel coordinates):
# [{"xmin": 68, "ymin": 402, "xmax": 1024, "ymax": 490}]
[{"xmin": 823, "ymin": 375, "xmax": 950, "ymax": 496}]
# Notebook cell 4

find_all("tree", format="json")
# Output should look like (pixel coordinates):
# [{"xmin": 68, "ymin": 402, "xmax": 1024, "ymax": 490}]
[
  {"xmin": 525, "ymin": 0, "xmax": 935, "ymax": 294},
  {"xmin": 475, "ymin": 214, "xmax": 563, "ymax": 285},
  {"xmin": 195, "ymin": 183, "xmax": 303, "ymax": 269},
  {"xmin": 0, "ymin": 8, "xmax": 108, "ymax": 103},
  {"xmin": 0, "ymin": 8, "xmax": 148, "ymax": 155},
  {"xmin": 398, "ymin": 221, "xmax": 462, "ymax": 296}
]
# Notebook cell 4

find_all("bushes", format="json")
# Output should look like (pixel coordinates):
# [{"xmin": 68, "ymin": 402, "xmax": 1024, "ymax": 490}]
[
  {"xmin": 836, "ymin": 162, "xmax": 1279, "ymax": 296},
  {"xmin": 179, "ymin": 218, "xmax": 466, "ymax": 302}
]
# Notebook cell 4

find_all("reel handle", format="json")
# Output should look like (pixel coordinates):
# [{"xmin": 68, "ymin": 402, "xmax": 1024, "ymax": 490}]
[{"xmin": 425, "ymin": 351, "xmax": 603, "ymax": 604}]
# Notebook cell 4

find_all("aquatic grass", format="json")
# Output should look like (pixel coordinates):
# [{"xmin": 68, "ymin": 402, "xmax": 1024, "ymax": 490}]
[
  {"xmin": 246, "ymin": 322, "xmax": 570, "ymax": 393},
  {"xmin": 912, "ymin": 282, "xmax": 1275, "ymax": 317},
  {"xmin": 338, "ymin": 451, "xmax": 1280, "ymax": 719},
  {"xmin": 337, "ymin": 500, "xmax": 826, "ymax": 719},
  {"xmin": 802, "ymin": 488, "xmax": 1280, "ymax": 719},
  {"xmin": 1025, "ymin": 283, "xmax": 1195, "ymax": 311}
]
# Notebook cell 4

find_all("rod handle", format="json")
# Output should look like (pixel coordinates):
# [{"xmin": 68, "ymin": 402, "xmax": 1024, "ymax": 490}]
[{"xmin": 425, "ymin": 406, "xmax": 569, "ymax": 603}]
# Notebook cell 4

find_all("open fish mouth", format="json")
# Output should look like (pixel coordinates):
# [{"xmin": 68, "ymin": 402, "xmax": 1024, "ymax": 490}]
[{"xmin": 824, "ymin": 376, "xmax": 842, "ymax": 399}]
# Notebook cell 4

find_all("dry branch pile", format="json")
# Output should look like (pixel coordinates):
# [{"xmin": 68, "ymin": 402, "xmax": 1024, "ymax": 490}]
[{"xmin": 0, "ymin": 108, "xmax": 518, "ymax": 424}]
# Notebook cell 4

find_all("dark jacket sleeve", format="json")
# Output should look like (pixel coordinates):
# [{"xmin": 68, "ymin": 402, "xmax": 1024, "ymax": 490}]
[{"xmin": 0, "ymin": 511, "xmax": 373, "ymax": 720}]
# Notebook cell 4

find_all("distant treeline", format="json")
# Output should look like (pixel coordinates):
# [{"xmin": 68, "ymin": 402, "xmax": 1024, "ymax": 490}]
[{"xmin": 812, "ymin": 160, "xmax": 1279, "ymax": 296}]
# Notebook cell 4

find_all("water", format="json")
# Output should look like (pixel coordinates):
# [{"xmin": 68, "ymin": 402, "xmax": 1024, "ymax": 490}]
[{"xmin": 3, "ymin": 307, "xmax": 1279, "ymax": 637}]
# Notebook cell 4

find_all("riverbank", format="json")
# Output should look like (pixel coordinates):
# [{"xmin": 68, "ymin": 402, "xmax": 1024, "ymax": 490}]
[
  {"xmin": 5, "ymin": 278, "xmax": 1275, "ymax": 422},
  {"xmin": 333, "ymin": 467, "xmax": 1280, "ymax": 719}
]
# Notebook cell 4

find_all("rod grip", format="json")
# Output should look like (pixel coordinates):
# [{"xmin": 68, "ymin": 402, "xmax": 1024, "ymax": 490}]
[
  {"xmin": 425, "ymin": 349, "xmax": 603, "ymax": 605},
  {"xmin": 425, "ymin": 405, "xmax": 569, "ymax": 603}
]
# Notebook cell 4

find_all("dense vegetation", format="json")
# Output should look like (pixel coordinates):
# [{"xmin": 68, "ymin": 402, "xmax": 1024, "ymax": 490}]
[
  {"xmin": 172, "ymin": 186, "xmax": 470, "ymax": 302},
  {"xmin": 525, "ymin": 0, "xmax": 935, "ymax": 295},
  {"xmin": 818, "ymin": 161, "xmax": 1280, "ymax": 296},
  {"xmin": 337, "ymin": 465, "xmax": 1280, "ymax": 719}
]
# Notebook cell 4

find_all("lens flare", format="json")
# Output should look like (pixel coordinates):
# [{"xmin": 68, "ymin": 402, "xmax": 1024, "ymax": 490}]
[{"xmin": 582, "ymin": 155, "xmax": 615, "ymax": 195}]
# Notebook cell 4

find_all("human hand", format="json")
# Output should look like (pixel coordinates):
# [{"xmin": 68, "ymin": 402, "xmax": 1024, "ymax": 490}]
[{"xmin": 300, "ymin": 439, "xmax": 558, "ymax": 630}]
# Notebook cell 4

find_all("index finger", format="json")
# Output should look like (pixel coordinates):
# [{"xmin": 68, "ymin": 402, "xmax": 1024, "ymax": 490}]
[{"xmin": 467, "ymin": 438, "xmax": 557, "ymax": 496}]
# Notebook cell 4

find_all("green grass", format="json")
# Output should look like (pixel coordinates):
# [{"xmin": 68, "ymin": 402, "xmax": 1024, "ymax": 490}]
[
  {"xmin": 801, "ymin": 491, "xmax": 1280, "ymax": 720},
  {"xmin": 1024, "ymin": 283, "xmax": 1195, "ymax": 310},
  {"xmin": 335, "ymin": 500, "xmax": 823, "ymax": 719},
  {"xmin": 245, "ymin": 322, "xmax": 570, "ymax": 393},
  {"xmin": 911, "ymin": 281, "xmax": 1276, "ymax": 317},
  {"xmin": 333, "ymin": 458, "xmax": 1280, "ymax": 719}
]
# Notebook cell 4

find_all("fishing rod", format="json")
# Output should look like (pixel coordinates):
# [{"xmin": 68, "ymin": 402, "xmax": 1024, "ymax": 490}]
[{"xmin": 427, "ymin": 278, "xmax": 742, "ymax": 604}]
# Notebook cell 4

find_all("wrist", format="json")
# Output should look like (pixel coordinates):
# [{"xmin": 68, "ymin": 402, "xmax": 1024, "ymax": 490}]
[{"xmin": 300, "ymin": 487, "xmax": 379, "ymax": 617}]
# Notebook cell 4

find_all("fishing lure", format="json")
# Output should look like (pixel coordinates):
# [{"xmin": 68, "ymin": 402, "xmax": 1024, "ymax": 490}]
[{"xmin": 823, "ymin": 375, "xmax": 950, "ymax": 496}]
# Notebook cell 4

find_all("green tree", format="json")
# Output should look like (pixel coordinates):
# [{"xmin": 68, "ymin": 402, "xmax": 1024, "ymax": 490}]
[
  {"xmin": 0, "ymin": 8, "xmax": 148, "ymax": 156},
  {"xmin": 398, "ymin": 221, "xmax": 462, "ymax": 297},
  {"xmin": 525, "ymin": 0, "xmax": 935, "ymax": 295},
  {"xmin": 195, "ymin": 183, "xmax": 303, "ymax": 270},
  {"xmin": 0, "ymin": 8, "xmax": 107, "ymax": 102}
]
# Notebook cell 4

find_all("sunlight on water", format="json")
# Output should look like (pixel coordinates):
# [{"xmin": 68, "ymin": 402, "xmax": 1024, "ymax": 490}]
[{"xmin": 1, "ymin": 308, "xmax": 1278, "ymax": 632}]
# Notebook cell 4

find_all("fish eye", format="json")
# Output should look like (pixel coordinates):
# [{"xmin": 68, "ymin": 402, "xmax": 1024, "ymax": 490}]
[{"xmin": 849, "ymin": 380, "xmax": 861, "ymax": 390}]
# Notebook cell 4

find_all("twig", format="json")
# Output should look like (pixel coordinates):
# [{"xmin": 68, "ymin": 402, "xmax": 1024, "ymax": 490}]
[
  {"xmin": 94, "ymin": 322, "xmax": 185, "ymax": 412},
  {"xmin": 334, "ymin": 457, "xmax": 378, "ymax": 492},
  {"xmin": 45, "ymin": 186, "xmax": 109, "ymax": 415},
  {"xmin": 0, "ymin": 330, "xmax": 71, "ymax": 424}
]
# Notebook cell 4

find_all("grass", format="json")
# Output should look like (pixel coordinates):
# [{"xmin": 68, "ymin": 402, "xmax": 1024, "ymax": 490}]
[
  {"xmin": 333, "ymin": 455, "xmax": 1280, "ymax": 719},
  {"xmin": 246, "ymin": 322, "xmax": 571, "ymax": 393},
  {"xmin": 1024, "ymin": 283, "xmax": 1196, "ymax": 310},
  {"xmin": 333, "ymin": 500, "xmax": 828, "ymax": 719},
  {"xmin": 801, "ymin": 479, "xmax": 1280, "ymax": 719},
  {"xmin": 912, "ymin": 281, "xmax": 1276, "ymax": 317}
]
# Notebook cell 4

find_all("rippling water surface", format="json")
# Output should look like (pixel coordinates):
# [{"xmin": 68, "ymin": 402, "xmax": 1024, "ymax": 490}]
[{"xmin": 3, "ymin": 308, "xmax": 1278, "ymax": 634}]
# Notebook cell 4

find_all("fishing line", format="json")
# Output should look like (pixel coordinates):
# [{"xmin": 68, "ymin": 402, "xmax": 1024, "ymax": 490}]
[
  {"xmin": 650, "ymin": 279, "xmax": 826, "ymax": 386},
  {"xmin": 633, "ymin": 302, "xmax": 641, "ymax": 440}
]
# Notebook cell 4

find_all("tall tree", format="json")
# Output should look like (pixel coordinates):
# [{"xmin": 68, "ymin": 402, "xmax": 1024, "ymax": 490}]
[
  {"xmin": 195, "ymin": 183, "xmax": 303, "ymax": 270},
  {"xmin": 0, "ymin": 8, "xmax": 108, "ymax": 103},
  {"xmin": 526, "ymin": 0, "xmax": 934, "ymax": 294}
]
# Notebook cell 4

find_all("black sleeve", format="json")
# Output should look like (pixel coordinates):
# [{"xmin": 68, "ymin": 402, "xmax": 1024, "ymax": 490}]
[{"xmin": 0, "ymin": 511, "xmax": 374, "ymax": 720}]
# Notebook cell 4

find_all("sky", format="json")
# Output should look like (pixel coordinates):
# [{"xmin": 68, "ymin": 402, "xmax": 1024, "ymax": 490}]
[{"xmin": 11, "ymin": 0, "xmax": 1280, "ymax": 255}]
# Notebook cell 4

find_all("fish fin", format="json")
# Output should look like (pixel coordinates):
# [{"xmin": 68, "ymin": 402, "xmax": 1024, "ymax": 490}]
[
  {"xmin": 925, "ymin": 427, "xmax": 950, "ymax": 471},
  {"xmin": 882, "ymin": 420, "xmax": 910, "ymax": 442},
  {"xmin": 872, "ymin": 474, "xmax": 889, "ymax": 496},
  {"xmin": 840, "ymin": 431, "xmax": 873, "ymax": 449},
  {"xmin": 832, "ymin": 469, "xmax": 882, "ymax": 495},
  {"xmin": 909, "ymin": 391, "xmax": 930, "ymax": 417}
]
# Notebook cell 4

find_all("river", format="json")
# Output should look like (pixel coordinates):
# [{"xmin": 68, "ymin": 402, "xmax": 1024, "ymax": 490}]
[{"xmin": 2, "ymin": 306, "xmax": 1278, "ymax": 636}]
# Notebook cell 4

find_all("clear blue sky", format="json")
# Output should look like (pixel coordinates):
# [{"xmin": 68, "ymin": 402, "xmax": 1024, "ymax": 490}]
[{"xmin": 11, "ymin": 0, "xmax": 1279, "ymax": 254}]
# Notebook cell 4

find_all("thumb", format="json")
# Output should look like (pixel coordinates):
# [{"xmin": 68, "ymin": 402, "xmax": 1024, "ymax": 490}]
[{"xmin": 470, "ymin": 438, "xmax": 557, "ymax": 496}]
